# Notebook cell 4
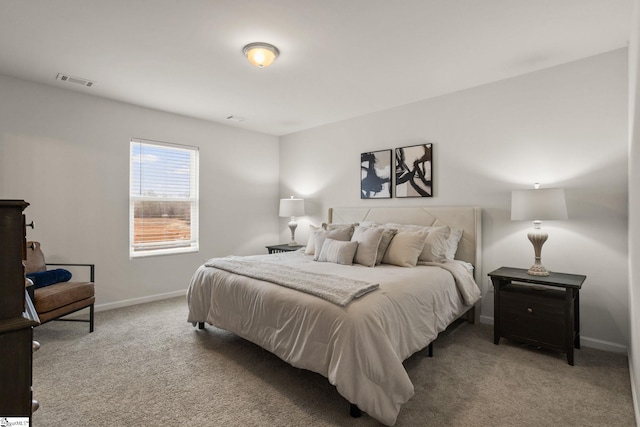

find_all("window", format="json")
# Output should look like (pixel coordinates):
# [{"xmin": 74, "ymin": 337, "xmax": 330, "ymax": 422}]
[{"xmin": 129, "ymin": 138, "xmax": 199, "ymax": 258}]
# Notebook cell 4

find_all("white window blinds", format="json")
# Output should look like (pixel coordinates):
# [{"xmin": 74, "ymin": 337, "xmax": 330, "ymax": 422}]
[{"xmin": 129, "ymin": 138, "xmax": 199, "ymax": 258}]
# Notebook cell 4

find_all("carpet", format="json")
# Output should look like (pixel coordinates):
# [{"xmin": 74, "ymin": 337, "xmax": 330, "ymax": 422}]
[{"xmin": 31, "ymin": 296, "xmax": 635, "ymax": 426}]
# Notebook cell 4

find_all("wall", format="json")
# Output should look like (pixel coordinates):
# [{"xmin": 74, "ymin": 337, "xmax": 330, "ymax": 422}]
[
  {"xmin": 628, "ymin": 0, "xmax": 640, "ymax": 421},
  {"xmin": 0, "ymin": 74, "xmax": 280, "ymax": 309},
  {"xmin": 280, "ymin": 50, "xmax": 629, "ymax": 351}
]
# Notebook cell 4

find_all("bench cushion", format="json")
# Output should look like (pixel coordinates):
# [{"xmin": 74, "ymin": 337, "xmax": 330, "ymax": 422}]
[{"xmin": 34, "ymin": 281, "xmax": 95, "ymax": 314}]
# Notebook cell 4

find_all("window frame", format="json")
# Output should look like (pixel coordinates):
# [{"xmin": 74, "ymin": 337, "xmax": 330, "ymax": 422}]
[{"xmin": 129, "ymin": 138, "xmax": 199, "ymax": 258}]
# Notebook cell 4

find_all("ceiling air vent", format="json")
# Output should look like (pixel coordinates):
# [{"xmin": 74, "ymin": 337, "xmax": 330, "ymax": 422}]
[{"xmin": 56, "ymin": 73, "xmax": 95, "ymax": 87}]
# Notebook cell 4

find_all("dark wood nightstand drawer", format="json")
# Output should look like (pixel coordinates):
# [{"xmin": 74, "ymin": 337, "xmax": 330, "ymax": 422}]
[{"xmin": 500, "ymin": 284, "xmax": 565, "ymax": 348}]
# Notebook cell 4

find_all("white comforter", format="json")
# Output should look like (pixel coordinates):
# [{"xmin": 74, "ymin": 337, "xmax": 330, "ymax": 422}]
[{"xmin": 187, "ymin": 251, "xmax": 481, "ymax": 426}]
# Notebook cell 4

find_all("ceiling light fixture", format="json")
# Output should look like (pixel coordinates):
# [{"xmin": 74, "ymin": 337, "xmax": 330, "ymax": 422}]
[{"xmin": 243, "ymin": 42, "xmax": 279, "ymax": 69}]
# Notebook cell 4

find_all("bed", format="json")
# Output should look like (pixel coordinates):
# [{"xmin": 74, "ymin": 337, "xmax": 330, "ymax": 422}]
[{"xmin": 187, "ymin": 206, "xmax": 482, "ymax": 426}]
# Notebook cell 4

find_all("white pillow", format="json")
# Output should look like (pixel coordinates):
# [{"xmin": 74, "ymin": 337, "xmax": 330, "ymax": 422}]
[
  {"xmin": 316, "ymin": 239, "xmax": 358, "ymax": 265},
  {"xmin": 351, "ymin": 226, "xmax": 384, "ymax": 267},
  {"xmin": 305, "ymin": 224, "xmax": 322, "ymax": 255},
  {"xmin": 419, "ymin": 225, "xmax": 451, "ymax": 263},
  {"xmin": 382, "ymin": 230, "xmax": 428, "ymax": 267},
  {"xmin": 445, "ymin": 228, "xmax": 463, "ymax": 260},
  {"xmin": 313, "ymin": 228, "xmax": 354, "ymax": 261}
]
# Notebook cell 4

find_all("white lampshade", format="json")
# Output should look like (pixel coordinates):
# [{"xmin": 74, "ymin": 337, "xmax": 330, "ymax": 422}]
[
  {"xmin": 279, "ymin": 197, "xmax": 305, "ymax": 218},
  {"xmin": 511, "ymin": 188, "xmax": 568, "ymax": 221}
]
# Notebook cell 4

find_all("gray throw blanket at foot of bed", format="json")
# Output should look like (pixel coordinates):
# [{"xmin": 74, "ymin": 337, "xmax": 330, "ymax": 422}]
[{"xmin": 205, "ymin": 258, "xmax": 379, "ymax": 306}]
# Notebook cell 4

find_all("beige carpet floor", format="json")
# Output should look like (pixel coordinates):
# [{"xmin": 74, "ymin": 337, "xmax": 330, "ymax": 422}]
[{"xmin": 31, "ymin": 296, "xmax": 636, "ymax": 426}]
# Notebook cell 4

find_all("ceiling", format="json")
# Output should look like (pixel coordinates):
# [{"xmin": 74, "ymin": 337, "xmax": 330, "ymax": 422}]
[{"xmin": 0, "ymin": 0, "xmax": 633, "ymax": 136}]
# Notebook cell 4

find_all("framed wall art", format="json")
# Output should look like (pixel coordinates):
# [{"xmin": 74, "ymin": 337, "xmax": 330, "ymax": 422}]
[
  {"xmin": 361, "ymin": 150, "xmax": 392, "ymax": 199},
  {"xmin": 395, "ymin": 143, "xmax": 433, "ymax": 198}
]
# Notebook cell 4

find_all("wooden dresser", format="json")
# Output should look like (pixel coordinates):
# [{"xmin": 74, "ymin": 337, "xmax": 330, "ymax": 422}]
[{"xmin": 0, "ymin": 200, "xmax": 40, "ymax": 421}]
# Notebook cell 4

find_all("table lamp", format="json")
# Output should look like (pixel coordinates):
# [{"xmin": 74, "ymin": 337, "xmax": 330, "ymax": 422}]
[
  {"xmin": 511, "ymin": 184, "xmax": 568, "ymax": 276},
  {"xmin": 279, "ymin": 197, "xmax": 305, "ymax": 246}
]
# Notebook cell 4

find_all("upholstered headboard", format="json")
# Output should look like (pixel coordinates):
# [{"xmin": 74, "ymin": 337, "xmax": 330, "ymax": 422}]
[{"xmin": 328, "ymin": 206, "xmax": 482, "ymax": 283}]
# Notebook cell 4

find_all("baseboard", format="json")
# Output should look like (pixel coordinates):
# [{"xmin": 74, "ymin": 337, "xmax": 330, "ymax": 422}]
[
  {"xmin": 629, "ymin": 354, "xmax": 640, "ymax": 427},
  {"xmin": 579, "ymin": 336, "xmax": 628, "ymax": 353},
  {"xmin": 478, "ymin": 316, "xmax": 627, "ymax": 353},
  {"xmin": 94, "ymin": 289, "xmax": 187, "ymax": 312},
  {"xmin": 479, "ymin": 314, "xmax": 494, "ymax": 325}
]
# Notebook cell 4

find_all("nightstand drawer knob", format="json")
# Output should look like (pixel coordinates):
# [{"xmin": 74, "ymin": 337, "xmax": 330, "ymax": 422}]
[{"xmin": 527, "ymin": 307, "xmax": 533, "ymax": 313}]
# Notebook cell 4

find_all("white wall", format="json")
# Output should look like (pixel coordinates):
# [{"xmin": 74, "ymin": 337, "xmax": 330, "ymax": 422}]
[
  {"xmin": 280, "ymin": 50, "xmax": 629, "ymax": 351},
  {"xmin": 0, "ymin": 45, "xmax": 630, "ymax": 355},
  {"xmin": 0, "ymin": 74, "xmax": 280, "ymax": 309},
  {"xmin": 627, "ymin": 0, "xmax": 640, "ymax": 421}
]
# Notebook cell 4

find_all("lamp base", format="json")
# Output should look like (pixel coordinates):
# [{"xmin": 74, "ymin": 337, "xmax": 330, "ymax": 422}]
[
  {"xmin": 527, "ymin": 263, "xmax": 550, "ymax": 276},
  {"xmin": 527, "ymin": 224, "xmax": 550, "ymax": 276},
  {"xmin": 288, "ymin": 219, "xmax": 298, "ymax": 246}
]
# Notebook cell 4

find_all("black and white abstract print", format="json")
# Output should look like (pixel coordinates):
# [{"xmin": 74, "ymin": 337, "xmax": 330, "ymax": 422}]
[
  {"xmin": 361, "ymin": 150, "xmax": 391, "ymax": 199},
  {"xmin": 395, "ymin": 143, "xmax": 433, "ymax": 198}
]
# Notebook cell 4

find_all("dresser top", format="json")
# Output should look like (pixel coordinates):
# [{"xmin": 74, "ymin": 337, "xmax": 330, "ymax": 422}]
[
  {"xmin": 0, "ymin": 200, "xmax": 29, "ymax": 208},
  {"xmin": 488, "ymin": 266, "xmax": 586, "ymax": 289}
]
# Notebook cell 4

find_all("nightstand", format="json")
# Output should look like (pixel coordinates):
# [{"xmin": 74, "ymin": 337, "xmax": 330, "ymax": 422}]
[
  {"xmin": 266, "ymin": 244, "xmax": 304, "ymax": 254},
  {"xmin": 488, "ymin": 267, "xmax": 586, "ymax": 365}
]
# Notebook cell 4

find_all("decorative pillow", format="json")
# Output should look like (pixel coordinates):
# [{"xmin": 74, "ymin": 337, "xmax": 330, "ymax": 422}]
[
  {"xmin": 358, "ymin": 221, "xmax": 377, "ymax": 227},
  {"xmin": 418, "ymin": 226, "xmax": 451, "ymax": 263},
  {"xmin": 351, "ymin": 226, "xmax": 385, "ymax": 267},
  {"xmin": 313, "ymin": 228, "xmax": 354, "ymax": 261},
  {"xmin": 316, "ymin": 239, "xmax": 358, "ymax": 265},
  {"xmin": 322, "ymin": 223, "xmax": 357, "ymax": 238},
  {"xmin": 383, "ymin": 223, "xmax": 430, "ymax": 234},
  {"xmin": 305, "ymin": 224, "xmax": 322, "ymax": 255},
  {"xmin": 445, "ymin": 228, "xmax": 463, "ymax": 260},
  {"xmin": 26, "ymin": 268, "xmax": 72, "ymax": 289},
  {"xmin": 382, "ymin": 230, "xmax": 428, "ymax": 267},
  {"xmin": 376, "ymin": 228, "xmax": 398, "ymax": 265}
]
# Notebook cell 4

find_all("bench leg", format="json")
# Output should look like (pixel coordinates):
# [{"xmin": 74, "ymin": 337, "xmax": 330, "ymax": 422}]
[{"xmin": 89, "ymin": 304, "xmax": 94, "ymax": 333}]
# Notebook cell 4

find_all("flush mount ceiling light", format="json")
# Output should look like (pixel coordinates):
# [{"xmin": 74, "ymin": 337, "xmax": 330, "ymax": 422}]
[{"xmin": 243, "ymin": 42, "xmax": 279, "ymax": 68}]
